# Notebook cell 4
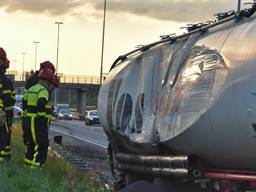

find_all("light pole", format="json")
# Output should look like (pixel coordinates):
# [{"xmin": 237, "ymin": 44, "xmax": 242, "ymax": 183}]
[
  {"xmin": 100, "ymin": 0, "xmax": 107, "ymax": 86},
  {"xmin": 21, "ymin": 52, "xmax": 26, "ymax": 81},
  {"xmin": 54, "ymin": 21, "xmax": 63, "ymax": 106},
  {"xmin": 55, "ymin": 22, "xmax": 63, "ymax": 73},
  {"xmin": 33, "ymin": 41, "xmax": 40, "ymax": 71}
]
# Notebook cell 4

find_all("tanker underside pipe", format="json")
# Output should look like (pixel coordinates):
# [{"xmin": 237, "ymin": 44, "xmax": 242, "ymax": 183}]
[
  {"xmin": 118, "ymin": 164, "xmax": 188, "ymax": 177},
  {"xmin": 115, "ymin": 153, "xmax": 193, "ymax": 178},
  {"xmin": 116, "ymin": 153, "xmax": 189, "ymax": 168},
  {"xmin": 205, "ymin": 172, "xmax": 256, "ymax": 182}
]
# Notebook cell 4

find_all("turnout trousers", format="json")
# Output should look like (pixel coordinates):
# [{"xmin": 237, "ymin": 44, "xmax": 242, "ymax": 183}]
[
  {"xmin": 23, "ymin": 115, "xmax": 49, "ymax": 168},
  {"xmin": 0, "ymin": 121, "xmax": 10, "ymax": 161},
  {"xmin": 4, "ymin": 118, "xmax": 12, "ymax": 159}
]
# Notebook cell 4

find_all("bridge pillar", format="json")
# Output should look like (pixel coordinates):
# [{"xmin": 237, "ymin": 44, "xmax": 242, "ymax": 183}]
[
  {"xmin": 78, "ymin": 91, "xmax": 86, "ymax": 114},
  {"xmin": 68, "ymin": 88, "xmax": 72, "ymax": 105}
]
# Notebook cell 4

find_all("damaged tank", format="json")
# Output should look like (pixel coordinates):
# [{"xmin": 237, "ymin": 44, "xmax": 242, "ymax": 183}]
[{"xmin": 98, "ymin": 2, "xmax": 256, "ymax": 191}]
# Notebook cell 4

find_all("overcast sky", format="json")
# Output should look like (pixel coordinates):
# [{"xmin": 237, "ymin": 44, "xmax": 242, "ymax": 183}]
[{"xmin": 0, "ymin": 0, "xmax": 237, "ymax": 76}]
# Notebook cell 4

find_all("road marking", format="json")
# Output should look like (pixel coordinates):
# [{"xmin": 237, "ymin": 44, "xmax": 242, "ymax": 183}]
[{"xmin": 50, "ymin": 128, "xmax": 108, "ymax": 149}]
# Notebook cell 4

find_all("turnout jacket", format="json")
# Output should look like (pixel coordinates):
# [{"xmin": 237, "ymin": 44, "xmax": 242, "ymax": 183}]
[
  {"xmin": 23, "ymin": 83, "xmax": 49, "ymax": 127},
  {"xmin": 0, "ymin": 74, "xmax": 15, "ymax": 118}
]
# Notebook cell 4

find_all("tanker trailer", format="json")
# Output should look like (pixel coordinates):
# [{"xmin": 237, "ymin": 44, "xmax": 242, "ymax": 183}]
[{"xmin": 98, "ymin": 3, "xmax": 256, "ymax": 192}]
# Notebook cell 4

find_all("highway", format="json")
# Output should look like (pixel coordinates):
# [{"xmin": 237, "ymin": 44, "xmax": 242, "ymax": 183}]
[
  {"xmin": 50, "ymin": 120, "xmax": 108, "ymax": 149},
  {"xmin": 49, "ymin": 119, "xmax": 109, "ymax": 161}
]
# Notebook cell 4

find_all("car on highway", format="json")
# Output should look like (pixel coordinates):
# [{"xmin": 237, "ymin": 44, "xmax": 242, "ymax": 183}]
[
  {"xmin": 53, "ymin": 104, "xmax": 70, "ymax": 119},
  {"xmin": 70, "ymin": 108, "xmax": 80, "ymax": 120},
  {"xmin": 57, "ymin": 108, "xmax": 72, "ymax": 120},
  {"xmin": 85, "ymin": 110, "xmax": 100, "ymax": 126},
  {"xmin": 14, "ymin": 106, "xmax": 23, "ymax": 118},
  {"xmin": 15, "ymin": 94, "xmax": 23, "ymax": 108}
]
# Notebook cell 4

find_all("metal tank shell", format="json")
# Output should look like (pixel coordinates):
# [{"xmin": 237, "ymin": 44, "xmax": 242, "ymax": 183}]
[{"xmin": 98, "ymin": 15, "xmax": 256, "ymax": 169}]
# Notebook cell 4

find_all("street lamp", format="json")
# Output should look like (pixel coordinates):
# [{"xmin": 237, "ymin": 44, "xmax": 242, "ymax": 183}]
[
  {"xmin": 54, "ymin": 21, "xmax": 63, "ymax": 106},
  {"xmin": 55, "ymin": 22, "xmax": 63, "ymax": 73},
  {"xmin": 21, "ymin": 52, "xmax": 26, "ymax": 81},
  {"xmin": 33, "ymin": 41, "xmax": 40, "ymax": 71},
  {"xmin": 100, "ymin": 0, "xmax": 107, "ymax": 86}
]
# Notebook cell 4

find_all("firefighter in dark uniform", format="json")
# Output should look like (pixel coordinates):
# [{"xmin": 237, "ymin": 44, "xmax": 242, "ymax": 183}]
[
  {"xmin": 0, "ymin": 48, "xmax": 15, "ymax": 161},
  {"xmin": 23, "ymin": 68, "xmax": 55, "ymax": 168}
]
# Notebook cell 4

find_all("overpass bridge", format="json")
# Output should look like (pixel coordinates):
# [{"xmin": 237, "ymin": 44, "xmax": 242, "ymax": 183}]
[{"xmin": 9, "ymin": 73, "xmax": 104, "ymax": 114}]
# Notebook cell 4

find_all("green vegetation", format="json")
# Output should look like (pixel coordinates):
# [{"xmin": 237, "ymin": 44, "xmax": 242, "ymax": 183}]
[{"xmin": 0, "ymin": 121, "xmax": 106, "ymax": 192}]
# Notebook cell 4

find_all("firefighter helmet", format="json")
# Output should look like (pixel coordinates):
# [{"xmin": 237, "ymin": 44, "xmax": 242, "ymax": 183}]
[
  {"xmin": 0, "ymin": 48, "xmax": 7, "ymax": 59},
  {"xmin": 38, "ymin": 68, "xmax": 54, "ymax": 81},
  {"xmin": 0, "ymin": 48, "xmax": 9, "ymax": 69},
  {"xmin": 52, "ymin": 75, "xmax": 60, "ymax": 87},
  {"xmin": 40, "ymin": 61, "xmax": 55, "ymax": 73}
]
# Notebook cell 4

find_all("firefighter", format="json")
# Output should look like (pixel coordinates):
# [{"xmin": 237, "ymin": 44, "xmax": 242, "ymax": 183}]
[
  {"xmin": 23, "ymin": 68, "xmax": 54, "ymax": 168},
  {"xmin": 0, "ymin": 48, "xmax": 15, "ymax": 161},
  {"xmin": 22, "ymin": 61, "xmax": 55, "ymax": 146}
]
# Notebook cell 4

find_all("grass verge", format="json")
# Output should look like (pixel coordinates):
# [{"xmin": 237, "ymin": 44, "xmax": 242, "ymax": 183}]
[{"xmin": 0, "ymin": 120, "xmax": 107, "ymax": 192}]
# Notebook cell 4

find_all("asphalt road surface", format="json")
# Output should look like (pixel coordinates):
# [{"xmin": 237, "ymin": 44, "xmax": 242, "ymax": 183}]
[{"xmin": 50, "ymin": 120, "xmax": 108, "ymax": 149}]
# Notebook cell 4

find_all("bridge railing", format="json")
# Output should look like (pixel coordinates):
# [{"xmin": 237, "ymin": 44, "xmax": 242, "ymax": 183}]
[
  {"xmin": 61, "ymin": 75, "xmax": 100, "ymax": 84},
  {"xmin": 7, "ymin": 71, "xmax": 102, "ymax": 85}
]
